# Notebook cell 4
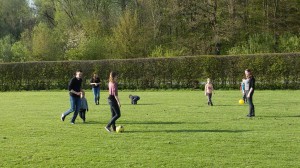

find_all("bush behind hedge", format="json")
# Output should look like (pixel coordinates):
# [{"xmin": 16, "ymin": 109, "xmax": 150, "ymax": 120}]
[{"xmin": 0, "ymin": 53, "xmax": 299, "ymax": 91}]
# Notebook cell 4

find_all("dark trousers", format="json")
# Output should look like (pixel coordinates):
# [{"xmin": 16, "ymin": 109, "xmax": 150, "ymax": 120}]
[
  {"xmin": 79, "ymin": 109, "xmax": 86, "ymax": 121},
  {"xmin": 207, "ymin": 93, "xmax": 213, "ymax": 105},
  {"xmin": 107, "ymin": 97, "xmax": 121, "ymax": 131},
  {"xmin": 247, "ymin": 94, "xmax": 255, "ymax": 116}
]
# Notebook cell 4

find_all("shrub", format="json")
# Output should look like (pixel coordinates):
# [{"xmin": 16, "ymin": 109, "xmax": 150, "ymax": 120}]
[{"xmin": 0, "ymin": 53, "xmax": 299, "ymax": 91}]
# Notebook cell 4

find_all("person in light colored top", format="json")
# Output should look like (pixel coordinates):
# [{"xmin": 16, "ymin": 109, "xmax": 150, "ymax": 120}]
[
  {"xmin": 204, "ymin": 78, "xmax": 214, "ymax": 106},
  {"xmin": 241, "ymin": 78, "xmax": 247, "ymax": 103},
  {"xmin": 105, "ymin": 72, "xmax": 121, "ymax": 132}
]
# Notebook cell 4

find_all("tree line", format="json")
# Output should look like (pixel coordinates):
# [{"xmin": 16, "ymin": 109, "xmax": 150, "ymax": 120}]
[{"xmin": 0, "ymin": 0, "xmax": 299, "ymax": 62}]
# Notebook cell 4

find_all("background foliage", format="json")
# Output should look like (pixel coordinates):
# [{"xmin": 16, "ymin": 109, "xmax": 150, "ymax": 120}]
[
  {"xmin": 0, "ymin": 0, "xmax": 300, "ymax": 62},
  {"xmin": 0, "ymin": 53, "xmax": 299, "ymax": 91}
]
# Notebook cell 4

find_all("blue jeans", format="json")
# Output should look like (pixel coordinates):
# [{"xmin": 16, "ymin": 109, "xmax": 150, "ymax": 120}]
[
  {"xmin": 92, "ymin": 87, "xmax": 100, "ymax": 104},
  {"xmin": 63, "ymin": 96, "xmax": 82, "ymax": 123}
]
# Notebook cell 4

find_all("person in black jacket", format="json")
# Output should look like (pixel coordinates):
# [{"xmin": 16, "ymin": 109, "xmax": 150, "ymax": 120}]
[
  {"xmin": 90, "ymin": 73, "xmax": 101, "ymax": 105},
  {"xmin": 245, "ymin": 69, "xmax": 255, "ymax": 117},
  {"xmin": 61, "ymin": 70, "xmax": 83, "ymax": 124}
]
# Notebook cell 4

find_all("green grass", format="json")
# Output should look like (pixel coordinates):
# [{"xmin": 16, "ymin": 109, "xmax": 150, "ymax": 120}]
[{"xmin": 1, "ymin": 90, "xmax": 300, "ymax": 167}]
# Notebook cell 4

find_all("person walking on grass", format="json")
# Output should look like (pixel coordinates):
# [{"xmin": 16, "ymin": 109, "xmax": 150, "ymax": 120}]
[
  {"xmin": 90, "ymin": 73, "xmax": 101, "ymax": 105},
  {"xmin": 105, "ymin": 72, "xmax": 121, "ymax": 132},
  {"xmin": 204, "ymin": 78, "xmax": 214, "ymax": 106},
  {"xmin": 245, "ymin": 69, "xmax": 255, "ymax": 117},
  {"xmin": 61, "ymin": 70, "xmax": 83, "ymax": 124},
  {"xmin": 79, "ymin": 90, "xmax": 88, "ymax": 123}
]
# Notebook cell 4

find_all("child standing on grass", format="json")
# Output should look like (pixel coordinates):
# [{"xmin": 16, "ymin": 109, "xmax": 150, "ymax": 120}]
[
  {"xmin": 241, "ymin": 78, "xmax": 247, "ymax": 103},
  {"xmin": 79, "ymin": 90, "xmax": 88, "ymax": 123},
  {"xmin": 204, "ymin": 78, "xmax": 214, "ymax": 106}
]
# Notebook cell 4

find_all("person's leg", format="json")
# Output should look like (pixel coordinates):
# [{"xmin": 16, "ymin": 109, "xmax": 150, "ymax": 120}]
[
  {"xmin": 247, "ymin": 95, "xmax": 255, "ymax": 117},
  {"xmin": 209, "ymin": 93, "xmax": 213, "ymax": 106},
  {"xmin": 106, "ymin": 102, "xmax": 121, "ymax": 131},
  {"xmin": 71, "ymin": 97, "xmax": 81, "ymax": 123},
  {"xmin": 244, "ymin": 90, "xmax": 248, "ymax": 103},
  {"xmin": 105, "ymin": 101, "xmax": 116, "ymax": 131},
  {"xmin": 82, "ymin": 109, "xmax": 86, "ymax": 122},
  {"xmin": 79, "ymin": 109, "xmax": 83, "ymax": 120},
  {"xmin": 92, "ymin": 88, "xmax": 97, "ymax": 104},
  {"xmin": 63, "ymin": 96, "xmax": 75, "ymax": 117},
  {"xmin": 96, "ymin": 88, "xmax": 100, "ymax": 105},
  {"xmin": 207, "ymin": 95, "xmax": 210, "ymax": 105}
]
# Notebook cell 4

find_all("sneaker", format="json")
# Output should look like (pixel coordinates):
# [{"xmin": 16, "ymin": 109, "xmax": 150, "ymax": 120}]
[
  {"xmin": 104, "ymin": 127, "xmax": 111, "ymax": 132},
  {"xmin": 71, "ymin": 122, "xmax": 75, "ymax": 124},
  {"xmin": 112, "ymin": 126, "xmax": 116, "ymax": 132},
  {"xmin": 61, "ymin": 114, "xmax": 65, "ymax": 121}
]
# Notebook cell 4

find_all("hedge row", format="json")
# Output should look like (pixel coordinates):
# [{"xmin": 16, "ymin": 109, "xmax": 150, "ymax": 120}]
[{"xmin": 0, "ymin": 53, "xmax": 299, "ymax": 91}]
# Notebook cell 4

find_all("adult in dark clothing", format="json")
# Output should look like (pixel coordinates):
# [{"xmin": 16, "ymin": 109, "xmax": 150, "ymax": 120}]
[
  {"xmin": 90, "ymin": 73, "xmax": 101, "ymax": 105},
  {"xmin": 129, "ymin": 95, "xmax": 140, "ymax": 105},
  {"xmin": 105, "ymin": 72, "xmax": 121, "ymax": 132},
  {"xmin": 245, "ymin": 69, "xmax": 255, "ymax": 117},
  {"xmin": 61, "ymin": 70, "xmax": 83, "ymax": 124}
]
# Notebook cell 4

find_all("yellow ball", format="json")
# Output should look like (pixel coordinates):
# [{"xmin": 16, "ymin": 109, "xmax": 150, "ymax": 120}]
[
  {"xmin": 239, "ymin": 99, "xmax": 244, "ymax": 105},
  {"xmin": 116, "ymin": 125, "xmax": 124, "ymax": 133}
]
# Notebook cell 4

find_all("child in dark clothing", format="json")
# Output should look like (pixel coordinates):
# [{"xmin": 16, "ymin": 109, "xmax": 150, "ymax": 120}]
[
  {"xmin": 129, "ymin": 94, "xmax": 140, "ymax": 105},
  {"xmin": 79, "ymin": 91, "xmax": 88, "ymax": 122}
]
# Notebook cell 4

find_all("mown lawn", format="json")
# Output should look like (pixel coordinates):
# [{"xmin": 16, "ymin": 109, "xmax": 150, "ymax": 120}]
[{"xmin": 1, "ymin": 90, "xmax": 300, "ymax": 167}]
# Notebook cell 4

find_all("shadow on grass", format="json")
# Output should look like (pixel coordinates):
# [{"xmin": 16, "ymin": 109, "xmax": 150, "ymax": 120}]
[
  {"xmin": 121, "ymin": 121, "xmax": 209, "ymax": 125},
  {"xmin": 121, "ymin": 103, "xmax": 161, "ymax": 106},
  {"xmin": 82, "ymin": 121, "xmax": 106, "ymax": 125},
  {"xmin": 125, "ymin": 129, "xmax": 251, "ymax": 133},
  {"xmin": 212, "ymin": 104, "xmax": 242, "ymax": 107},
  {"xmin": 258, "ymin": 115, "xmax": 300, "ymax": 118}
]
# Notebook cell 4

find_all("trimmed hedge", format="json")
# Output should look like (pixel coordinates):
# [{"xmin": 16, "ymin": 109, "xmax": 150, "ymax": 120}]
[{"xmin": 0, "ymin": 53, "xmax": 299, "ymax": 91}]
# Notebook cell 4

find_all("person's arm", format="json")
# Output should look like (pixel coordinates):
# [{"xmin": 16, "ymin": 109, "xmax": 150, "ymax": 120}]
[
  {"xmin": 86, "ymin": 99, "xmax": 89, "ymax": 111},
  {"xmin": 90, "ymin": 79, "xmax": 96, "ymax": 86},
  {"xmin": 70, "ymin": 89, "xmax": 81, "ymax": 96},
  {"xmin": 247, "ymin": 78, "xmax": 254, "ymax": 97},
  {"xmin": 112, "ymin": 83, "xmax": 121, "ymax": 107},
  {"xmin": 115, "ymin": 95, "xmax": 121, "ymax": 107},
  {"xmin": 204, "ymin": 84, "xmax": 207, "ymax": 95}
]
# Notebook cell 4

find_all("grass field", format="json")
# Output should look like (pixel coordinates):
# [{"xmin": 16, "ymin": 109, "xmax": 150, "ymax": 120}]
[{"xmin": 1, "ymin": 90, "xmax": 300, "ymax": 167}]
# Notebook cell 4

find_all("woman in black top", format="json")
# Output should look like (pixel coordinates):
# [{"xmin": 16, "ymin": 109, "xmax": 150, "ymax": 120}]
[
  {"xmin": 90, "ymin": 73, "xmax": 101, "ymax": 105},
  {"xmin": 245, "ymin": 69, "xmax": 255, "ymax": 117}
]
